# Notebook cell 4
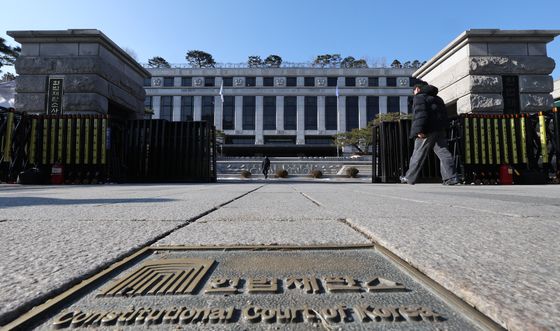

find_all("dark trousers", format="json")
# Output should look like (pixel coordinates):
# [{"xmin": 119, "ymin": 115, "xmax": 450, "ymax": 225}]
[
  {"xmin": 262, "ymin": 168, "xmax": 269, "ymax": 178},
  {"xmin": 405, "ymin": 130, "xmax": 457, "ymax": 184}
]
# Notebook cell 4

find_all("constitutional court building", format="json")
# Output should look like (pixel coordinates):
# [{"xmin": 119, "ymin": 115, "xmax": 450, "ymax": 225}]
[{"xmin": 144, "ymin": 67, "xmax": 416, "ymax": 156}]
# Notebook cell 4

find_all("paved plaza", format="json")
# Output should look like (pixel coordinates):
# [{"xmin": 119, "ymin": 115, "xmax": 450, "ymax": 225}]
[{"xmin": 0, "ymin": 181, "xmax": 559, "ymax": 330}]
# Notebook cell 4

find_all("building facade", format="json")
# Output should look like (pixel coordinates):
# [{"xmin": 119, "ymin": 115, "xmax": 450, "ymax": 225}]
[{"xmin": 145, "ymin": 67, "xmax": 416, "ymax": 156}]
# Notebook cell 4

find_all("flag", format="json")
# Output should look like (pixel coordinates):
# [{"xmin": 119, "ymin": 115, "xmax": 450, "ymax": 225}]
[
  {"xmin": 219, "ymin": 80, "xmax": 224, "ymax": 102},
  {"xmin": 335, "ymin": 84, "xmax": 339, "ymax": 98}
]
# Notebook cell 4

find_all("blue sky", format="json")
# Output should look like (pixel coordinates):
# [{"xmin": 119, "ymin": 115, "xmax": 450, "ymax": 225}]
[{"xmin": 2, "ymin": 0, "xmax": 560, "ymax": 79}]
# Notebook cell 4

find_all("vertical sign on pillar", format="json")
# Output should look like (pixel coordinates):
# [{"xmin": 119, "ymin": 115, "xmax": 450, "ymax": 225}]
[{"xmin": 47, "ymin": 78, "xmax": 64, "ymax": 115}]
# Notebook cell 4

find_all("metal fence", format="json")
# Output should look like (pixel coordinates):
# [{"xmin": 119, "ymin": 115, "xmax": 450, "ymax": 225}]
[
  {"xmin": 371, "ymin": 109, "xmax": 559, "ymax": 184},
  {"xmin": 0, "ymin": 110, "xmax": 216, "ymax": 184}
]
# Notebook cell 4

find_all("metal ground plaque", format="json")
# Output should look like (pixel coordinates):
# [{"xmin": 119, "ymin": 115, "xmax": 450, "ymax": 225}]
[{"xmin": 7, "ymin": 245, "xmax": 501, "ymax": 330}]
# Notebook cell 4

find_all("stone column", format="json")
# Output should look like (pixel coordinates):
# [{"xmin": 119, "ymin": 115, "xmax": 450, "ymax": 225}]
[
  {"xmin": 172, "ymin": 96, "xmax": 181, "ymax": 121},
  {"xmin": 337, "ymin": 96, "xmax": 346, "ymax": 133},
  {"xmin": 173, "ymin": 77, "xmax": 181, "ymax": 87},
  {"xmin": 297, "ymin": 77, "xmax": 304, "ymax": 87},
  {"xmin": 358, "ymin": 96, "xmax": 367, "ymax": 128},
  {"xmin": 256, "ymin": 77, "xmax": 263, "ymax": 87},
  {"xmin": 399, "ymin": 96, "xmax": 409, "ymax": 114},
  {"xmin": 379, "ymin": 96, "xmax": 388, "ymax": 114},
  {"xmin": 234, "ymin": 95, "xmax": 243, "ymax": 133},
  {"xmin": 193, "ymin": 96, "xmax": 202, "ymax": 121},
  {"xmin": 276, "ymin": 96, "xmax": 284, "ymax": 131},
  {"xmin": 255, "ymin": 96, "xmax": 264, "ymax": 144},
  {"xmin": 152, "ymin": 96, "xmax": 161, "ymax": 119},
  {"xmin": 379, "ymin": 77, "xmax": 387, "ymax": 87},
  {"xmin": 317, "ymin": 95, "xmax": 326, "ymax": 131},
  {"xmin": 296, "ymin": 96, "xmax": 305, "ymax": 144},
  {"xmin": 214, "ymin": 96, "xmax": 223, "ymax": 130}
]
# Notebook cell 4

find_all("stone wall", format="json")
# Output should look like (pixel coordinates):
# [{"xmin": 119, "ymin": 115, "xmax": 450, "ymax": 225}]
[
  {"xmin": 7, "ymin": 30, "xmax": 150, "ymax": 117},
  {"xmin": 554, "ymin": 79, "xmax": 560, "ymax": 102},
  {"xmin": 413, "ymin": 29, "xmax": 560, "ymax": 114}
]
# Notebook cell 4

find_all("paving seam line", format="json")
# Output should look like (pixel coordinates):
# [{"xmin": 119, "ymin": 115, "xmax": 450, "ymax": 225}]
[
  {"xmin": 290, "ymin": 186, "xmax": 323, "ymax": 207},
  {"xmin": 0, "ymin": 184, "xmax": 264, "ymax": 330},
  {"xmin": 336, "ymin": 218, "xmax": 506, "ymax": 331}
]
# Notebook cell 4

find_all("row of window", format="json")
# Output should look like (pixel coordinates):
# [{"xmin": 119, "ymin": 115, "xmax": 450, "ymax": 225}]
[
  {"xmin": 145, "ymin": 76, "xmax": 404, "ymax": 88},
  {"xmin": 147, "ymin": 96, "xmax": 410, "ymax": 131},
  {"xmin": 225, "ymin": 136, "xmax": 334, "ymax": 145}
]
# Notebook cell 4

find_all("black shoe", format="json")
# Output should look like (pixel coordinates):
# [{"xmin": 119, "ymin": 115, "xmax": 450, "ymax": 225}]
[{"xmin": 443, "ymin": 178, "xmax": 460, "ymax": 185}]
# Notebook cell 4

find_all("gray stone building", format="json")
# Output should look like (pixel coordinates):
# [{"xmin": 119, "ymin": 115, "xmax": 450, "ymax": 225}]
[{"xmin": 145, "ymin": 67, "xmax": 415, "ymax": 156}]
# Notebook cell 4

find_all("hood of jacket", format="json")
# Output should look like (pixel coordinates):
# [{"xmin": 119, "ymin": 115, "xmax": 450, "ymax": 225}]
[{"xmin": 421, "ymin": 85, "xmax": 439, "ymax": 96}]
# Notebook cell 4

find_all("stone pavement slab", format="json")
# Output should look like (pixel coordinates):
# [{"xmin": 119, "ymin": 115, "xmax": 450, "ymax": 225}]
[
  {"xmin": 297, "ymin": 183, "xmax": 560, "ymax": 331},
  {"xmin": 0, "ymin": 183, "xmax": 261, "ymax": 325},
  {"xmin": 157, "ymin": 218, "xmax": 369, "ymax": 246}
]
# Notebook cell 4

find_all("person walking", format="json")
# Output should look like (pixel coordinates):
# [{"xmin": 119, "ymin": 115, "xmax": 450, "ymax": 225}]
[
  {"xmin": 261, "ymin": 156, "xmax": 271, "ymax": 179},
  {"xmin": 400, "ymin": 83, "xmax": 458, "ymax": 185}
]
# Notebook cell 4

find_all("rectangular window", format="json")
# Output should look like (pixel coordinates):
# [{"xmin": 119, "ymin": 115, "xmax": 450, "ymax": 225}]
[
  {"xmin": 180, "ymin": 96, "xmax": 193, "ymax": 121},
  {"xmin": 409, "ymin": 77, "xmax": 422, "ymax": 87},
  {"xmin": 181, "ymin": 77, "xmax": 192, "ymax": 87},
  {"xmin": 304, "ymin": 96, "xmax": 317, "ymax": 130},
  {"xmin": 222, "ymin": 96, "xmax": 235, "ymax": 130},
  {"xmin": 263, "ymin": 96, "xmax": 276, "ymax": 130},
  {"xmin": 305, "ymin": 136, "xmax": 333, "ymax": 145},
  {"xmin": 202, "ymin": 96, "xmax": 214, "ymax": 123},
  {"xmin": 163, "ymin": 77, "xmax": 174, "ymax": 87},
  {"xmin": 408, "ymin": 96, "xmax": 414, "ymax": 114},
  {"xmin": 245, "ymin": 77, "xmax": 256, "ymax": 86},
  {"xmin": 264, "ymin": 136, "xmax": 296, "ymax": 145},
  {"xmin": 222, "ymin": 77, "xmax": 233, "ymax": 86},
  {"xmin": 144, "ymin": 96, "xmax": 152, "ymax": 109},
  {"xmin": 286, "ymin": 77, "xmax": 297, "ymax": 87},
  {"xmin": 160, "ymin": 96, "xmax": 173, "ymax": 121},
  {"xmin": 304, "ymin": 77, "xmax": 315, "ymax": 87},
  {"xmin": 226, "ymin": 136, "xmax": 255, "ymax": 145},
  {"xmin": 284, "ymin": 96, "xmax": 297, "ymax": 130},
  {"xmin": 345, "ymin": 77, "xmax": 356, "ymax": 87},
  {"xmin": 387, "ymin": 96, "xmax": 400, "ymax": 113},
  {"xmin": 204, "ymin": 77, "xmax": 215, "ymax": 87},
  {"xmin": 345, "ymin": 96, "xmax": 359, "ymax": 131},
  {"xmin": 143, "ymin": 78, "xmax": 152, "ymax": 87},
  {"xmin": 263, "ymin": 77, "xmax": 274, "ymax": 86},
  {"xmin": 386, "ymin": 77, "xmax": 397, "ymax": 87},
  {"xmin": 366, "ymin": 96, "xmax": 379, "ymax": 123},
  {"xmin": 242, "ymin": 96, "xmax": 255, "ymax": 130},
  {"xmin": 325, "ymin": 96, "xmax": 338, "ymax": 130},
  {"xmin": 327, "ymin": 77, "xmax": 338, "ymax": 87},
  {"xmin": 368, "ymin": 77, "xmax": 379, "ymax": 87}
]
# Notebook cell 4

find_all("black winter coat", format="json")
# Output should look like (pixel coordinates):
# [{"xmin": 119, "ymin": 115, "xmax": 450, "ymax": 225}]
[{"xmin": 409, "ymin": 85, "xmax": 449, "ymax": 139}]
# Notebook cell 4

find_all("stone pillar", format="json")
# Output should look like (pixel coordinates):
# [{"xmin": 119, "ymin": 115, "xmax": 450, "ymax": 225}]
[
  {"xmin": 214, "ymin": 96, "xmax": 223, "ymax": 130},
  {"xmin": 152, "ymin": 96, "xmax": 161, "ymax": 119},
  {"xmin": 379, "ymin": 77, "xmax": 387, "ymax": 87},
  {"xmin": 379, "ymin": 96, "xmax": 388, "ymax": 114},
  {"xmin": 234, "ymin": 95, "xmax": 243, "ymax": 133},
  {"xmin": 193, "ymin": 96, "xmax": 202, "ymax": 121},
  {"xmin": 255, "ymin": 96, "xmax": 264, "ymax": 144},
  {"xmin": 414, "ymin": 29, "xmax": 560, "ymax": 114},
  {"xmin": 296, "ymin": 96, "xmax": 305, "ymax": 144},
  {"xmin": 297, "ymin": 77, "xmax": 304, "ymax": 87},
  {"xmin": 358, "ymin": 96, "xmax": 367, "ymax": 128},
  {"xmin": 276, "ymin": 96, "xmax": 284, "ymax": 131},
  {"xmin": 337, "ymin": 96, "xmax": 346, "ymax": 133},
  {"xmin": 173, "ymin": 77, "xmax": 181, "ymax": 87},
  {"xmin": 256, "ymin": 76, "xmax": 263, "ymax": 87},
  {"xmin": 172, "ymin": 96, "xmax": 181, "ymax": 121},
  {"xmin": 399, "ymin": 96, "xmax": 409, "ymax": 114},
  {"xmin": 8, "ymin": 29, "xmax": 150, "ymax": 117},
  {"xmin": 317, "ymin": 96, "xmax": 326, "ymax": 131}
]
